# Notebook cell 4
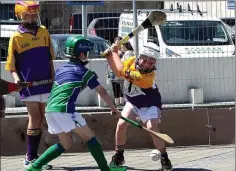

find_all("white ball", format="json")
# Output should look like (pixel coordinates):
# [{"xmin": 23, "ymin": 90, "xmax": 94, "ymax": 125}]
[{"xmin": 149, "ymin": 149, "xmax": 161, "ymax": 161}]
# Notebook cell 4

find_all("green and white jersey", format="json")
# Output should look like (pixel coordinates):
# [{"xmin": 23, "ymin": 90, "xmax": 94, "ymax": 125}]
[{"xmin": 46, "ymin": 62, "xmax": 100, "ymax": 113}]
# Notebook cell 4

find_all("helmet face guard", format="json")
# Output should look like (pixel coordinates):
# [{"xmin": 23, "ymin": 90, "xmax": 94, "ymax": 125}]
[
  {"xmin": 15, "ymin": 1, "xmax": 41, "ymax": 27},
  {"xmin": 136, "ymin": 42, "xmax": 160, "ymax": 74},
  {"xmin": 65, "ymin": 35, "xmax": 94, "ymax": 64}
]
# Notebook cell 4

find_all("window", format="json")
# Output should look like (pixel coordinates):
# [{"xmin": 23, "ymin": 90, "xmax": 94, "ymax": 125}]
[
  {"xmin": 0, "ymin": 4, "xmax": 17, "ymax": 21},
  {"xmin": 90, "ymin": 40, "xmax": 110, "ymax": 58},
  {"xmin": 67, "ymin": 1, "xmax": 104, "ymax": 6},
  {"xmin": 120, "ymin": 26, "xmax": 133, "ymax": 37},
  {"xmin": 160, "ymin": 20, "xmax": 232, "ymax": 46},
  {"xmin": 148, "ymin": 27, "xmax": 159, "ymax": 46},
  {"xmin": 224, "ymin": 23, "xmax": 234, "ymax": 36},
  {"xmin": 95, "ymin": 19, "xmax": 107, "ymax": 28},
  {"xmin": 95, "ymin": 18, "xmax": 119, "ymax": 29},
  {"xmin": 51, "ymin": 38, "xmax": 60, "ymax": 59},
  {"xmin": 58, "ymin": 39, "xmax": 110, "ymax": 59}
]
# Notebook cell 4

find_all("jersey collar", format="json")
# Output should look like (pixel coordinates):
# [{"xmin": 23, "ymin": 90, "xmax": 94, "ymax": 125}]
[{"xmin": 17, "ymin": 24, "xmax": 40, "ymax": 36}]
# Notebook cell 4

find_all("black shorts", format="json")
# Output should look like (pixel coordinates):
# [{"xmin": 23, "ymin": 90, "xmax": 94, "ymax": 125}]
[{"xmin": 112, "ymin": 82, "xmax": 123, "ymax": 98}]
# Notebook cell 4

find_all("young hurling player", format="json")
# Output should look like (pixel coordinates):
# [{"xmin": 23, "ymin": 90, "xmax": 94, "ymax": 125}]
[
  {"xmin": 5, "ymin": 1, "xmax": 55, "ymax": 169},
  {"xmin": 25, "ymin": 35, "xmax": 126, "ymax": 171},
  {"xmin": 106, "ymin": 42, "xmax": 173, "ymax": 171}
]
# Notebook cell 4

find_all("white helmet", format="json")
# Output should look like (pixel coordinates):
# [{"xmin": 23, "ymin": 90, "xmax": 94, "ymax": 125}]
[
  {"xmin": 136, "ymin": 42, "xmax": 160, "ymax": 74},
  {"xmin": 138, "ymin": 42, "xmax": 160, "ymax": 60}
]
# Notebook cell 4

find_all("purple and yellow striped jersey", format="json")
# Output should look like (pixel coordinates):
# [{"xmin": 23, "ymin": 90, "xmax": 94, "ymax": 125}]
[
  {"xmin": 46, "ymin": 62, "xmax": 100, "ymax": 114},
  {"xmin": 120, "ymin": 56, "xmax": 162, "ymax": 109},
  {"xmin": 5, "ymin": 25, "xmax": 55, "ymax": 99}
]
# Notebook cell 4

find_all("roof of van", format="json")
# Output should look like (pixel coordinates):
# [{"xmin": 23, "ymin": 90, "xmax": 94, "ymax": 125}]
[{"xmin": 120, "ymin": 10, "xmax": 221, "ymax": 22}]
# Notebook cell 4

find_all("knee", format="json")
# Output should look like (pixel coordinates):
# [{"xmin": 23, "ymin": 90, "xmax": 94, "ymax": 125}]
[
  {"xmin": 84, "ymin": 130, "xmax": 95, "ymax": 142},
  {"xmin": 146, "ymin": 120, "xmax": 158, "ymax": 131},
  {"xmin": 117, "ymin": 120, "xmax": 129, "ymax": 131},
  {"xmin": 81, "ymin": 127, "xmax": 95, "ymax": 142},
  {"xmin": 146, "ymin": 123, "xmax": 154, "ymax": 131},
  {"xmin": 61, "ymin": 139, "xmax": 73, "ymax": 150}
]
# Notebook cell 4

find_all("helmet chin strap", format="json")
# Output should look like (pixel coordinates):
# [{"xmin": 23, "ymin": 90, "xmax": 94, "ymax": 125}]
[{"xmin": 70, "ymin": 56, "xmax": 89, "ymax": 65}]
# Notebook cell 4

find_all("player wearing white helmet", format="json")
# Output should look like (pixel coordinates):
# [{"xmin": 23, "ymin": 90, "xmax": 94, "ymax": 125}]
[{"xmin": 106, "ymin": 42, "xmax": 173, "ymax": 171}]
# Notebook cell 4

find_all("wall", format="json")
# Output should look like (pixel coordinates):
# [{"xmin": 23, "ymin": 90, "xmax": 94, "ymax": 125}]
[
  {"xmin": 1, "ymin": 108, "xmax": 234, "ymax": 155},
  {"xmin": 1, "ymin": 56, "xmax": 235, "ymax": 106}
]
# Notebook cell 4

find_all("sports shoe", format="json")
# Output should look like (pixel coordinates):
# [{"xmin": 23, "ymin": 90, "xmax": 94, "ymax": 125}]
[
  {"xmin": 160, "ymin": 157, "xmax": 173, "ymax": 171},
  {"xmin": 23, "ymin": 156, "xmax": 52, "ymax": 170},
  {"xmin": 25, "ymin": 163, "xmax": 42, "ymax": 171},
  {"xmin": 109, "ymin": 165, "xmax": 127, "ymax": 171},
  {"xmin": 109, "ymin": 152, "xmax": 125, "ymax": 167}
]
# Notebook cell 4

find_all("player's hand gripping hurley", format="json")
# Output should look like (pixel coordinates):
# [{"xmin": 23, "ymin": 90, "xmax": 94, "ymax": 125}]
[
  {"xmin": 101, "ymin": 10, "xmax": 167, "ymax": 56},
  {"xmin": 0, "ymin": 78, "xmax": 53, "ymax": 95},
  {"xmin": 112, "ymin": 112, "xmax": 174, "ymax": 144}
]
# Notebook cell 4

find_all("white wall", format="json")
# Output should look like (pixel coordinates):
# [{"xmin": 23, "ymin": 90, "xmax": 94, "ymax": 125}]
[{"xmin": 1, "ymin": 56, "xmax": 235, "ymax": 107}]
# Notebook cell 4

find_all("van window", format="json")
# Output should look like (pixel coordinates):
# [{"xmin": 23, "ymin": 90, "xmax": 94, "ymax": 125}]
[
  {"xmin": 160, "ymin": 20, "xmax": 232, "ymax": 46},
  {"xmin": 148, "ymin": 27, "xmax": 159, "ymax": 46},
  {"xmin": 0, "ymin": 4, "xmax": 17, "ymax": 20},
  {"xmin": 70, "ymin": 12, "xmax": 120, "ymax": 33},
  {"xmin": 95, "ymin": 19, "xmax": 107, "ymax": 28},
  {"xmin": 120, "ymin": 26, "xmax": 132, "ymax": 37},
  {"xmin": 94, "ymin": 18, "xmax": 119, "ymax": 29}
]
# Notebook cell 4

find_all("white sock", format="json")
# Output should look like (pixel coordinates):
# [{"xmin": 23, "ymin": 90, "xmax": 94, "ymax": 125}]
[
  {"xmin": 115, "ymin": 98, "xmax": 120, "ymax": 106},
  {"xmin": 120, "ymin": 97, "xmax": 125, "ymax": 105}
]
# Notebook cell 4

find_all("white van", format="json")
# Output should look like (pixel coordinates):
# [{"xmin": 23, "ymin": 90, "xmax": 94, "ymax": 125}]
[{"xmin": 118, "ymin": 7, "xmax": 235, "ymax": 58}]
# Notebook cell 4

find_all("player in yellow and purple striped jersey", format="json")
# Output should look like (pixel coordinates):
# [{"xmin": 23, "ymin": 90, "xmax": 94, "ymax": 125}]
[
  {"xmin": 5, "ymin": 1, "xmax": 55, "ymax": 169},
  {"xmin": 107, "ymin": 42, "xmax": 173, "ymax": 171}
]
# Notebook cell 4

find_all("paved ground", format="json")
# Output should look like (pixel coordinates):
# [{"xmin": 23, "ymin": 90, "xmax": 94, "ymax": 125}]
[{"xmin": 1, "ymin": 145, "xmax": 234, "ymax": 171}]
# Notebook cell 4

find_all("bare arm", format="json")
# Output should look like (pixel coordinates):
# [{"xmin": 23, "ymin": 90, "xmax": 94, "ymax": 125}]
[
  {"xmin": 11, "ymin": 71, "xmax": 20, "ymax": 83},
  {"xmin": 106, "ymin": 44, "xmax": 124, "ymax": 77}
]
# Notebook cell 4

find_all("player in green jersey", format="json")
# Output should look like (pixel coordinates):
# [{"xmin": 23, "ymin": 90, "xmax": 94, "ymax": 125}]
[{"xmin": 25, "ymin": 35, "xmax": 126, "ymax": 171}]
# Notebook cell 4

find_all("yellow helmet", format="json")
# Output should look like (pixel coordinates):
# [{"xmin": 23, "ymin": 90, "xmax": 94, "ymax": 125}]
[{"xmin": 15, "ymin": 1, "xmax": 40, "ymax": 20}]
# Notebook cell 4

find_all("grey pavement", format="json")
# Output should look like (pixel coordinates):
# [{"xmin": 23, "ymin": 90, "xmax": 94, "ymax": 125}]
[{"xmin": 1, "ymin": 144, "xmax": 235, "ymax": 171}]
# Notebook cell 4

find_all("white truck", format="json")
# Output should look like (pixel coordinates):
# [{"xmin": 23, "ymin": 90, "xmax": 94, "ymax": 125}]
[
  {"xmin": 118, "ymin": 6, "xmax": 235, "ymax": 59},
  {"xmin": 118, "ymin": 6, "xmax": 235, "ymax": 104}
]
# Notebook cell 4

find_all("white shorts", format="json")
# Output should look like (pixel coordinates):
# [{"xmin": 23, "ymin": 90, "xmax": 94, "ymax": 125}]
[
  {"xmin": 45, "ymin": 112, "xmax": 87, "ymax": 134},
  {"xmin": 22, "ymin": 93, "xmax": 50, "ymax": 103},
  {"xmin": 122, "ymin": 101, "xmax": 161, "ymax": 124}
]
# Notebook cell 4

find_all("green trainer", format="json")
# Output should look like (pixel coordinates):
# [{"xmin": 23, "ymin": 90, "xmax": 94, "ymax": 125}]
[
  {"xmin": 25, "ymin": 163, "xmax": 42, "ymax": 171},
  {"xmin": 109, "ymin": 166, "xmax": 127, "ymax": 171}
]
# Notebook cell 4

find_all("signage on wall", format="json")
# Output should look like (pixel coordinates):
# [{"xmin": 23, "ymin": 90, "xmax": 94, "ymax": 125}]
[{"xmin": 228, "ymin": 0, "xmax": 235, "ymax": 9}]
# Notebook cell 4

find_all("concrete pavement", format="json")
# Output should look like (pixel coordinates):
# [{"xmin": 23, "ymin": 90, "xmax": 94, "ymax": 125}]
[{"xmin": 1, "ymin": 145, "xmax": 234, "ymax": 171}]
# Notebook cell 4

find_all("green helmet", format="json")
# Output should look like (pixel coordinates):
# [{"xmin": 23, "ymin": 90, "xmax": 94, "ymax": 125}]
[{"xmin": 65, "ymin": 35, "xmax": 94, "ymax": 60}]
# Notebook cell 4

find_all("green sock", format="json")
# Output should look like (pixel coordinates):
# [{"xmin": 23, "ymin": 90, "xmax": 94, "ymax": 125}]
[
  {"xmin": 32, "ymin": 143, "xmax": 65, "ymax": 169},
  {"xmin": 87, "ymin": 137, "xmax": 109, "ymax": 171}
]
